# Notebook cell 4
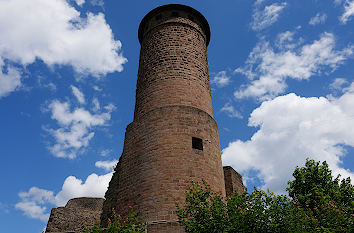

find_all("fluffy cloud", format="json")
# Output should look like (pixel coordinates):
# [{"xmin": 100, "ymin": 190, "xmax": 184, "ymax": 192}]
[
  {"xmin": 54, "ymin": 172, "xmax": 113, "ymax": 206},
  {"xmin": 220, "ymin": 103, "xmax": 243, "ymax": 119},
  {"xmin": 15, "ymin": 201, "xmax": 50, "ymax": 222},
  {"xmin": 46, "ymin": 97, "xmax": 115, "ymax": 159},
  {"xmin": 251, "ymin": 2, "xmax": 287, "ymax": 31},
  {"xmin": 71, "ymin": 85, "xmax": 85, "ymax": 104},
  {"xmin": 211, "ymin": 71, "xmax": 231, "ymax": 87},
  {"xmin": 0, "ymin": 59, "xmax": 21, "ymax": 98},
  {"xmin": 100, "ymin": 149, "xmax": 112, "ymax": 157},
  {"xmin": 0, "ymin": 0, "xmax": 126, "ymax": 98},
  {"xmin": 309, "ymin": 13, "xmax": 327, "ymax": 25},
  {"xmin": 16, "ymin": 172, "xmax": 113, "ymax": 222},
  {"xmin": 330, "ymin": 78, "xmax": 349, "ymax": 90},
  {"xmin": 235, "ymin": 32, "xmax": 353, "ymax": 100},
  {"xmin": 222, "ymin": 87, "xmax": 354, "ymax": 193},
  {"xmin": 340, "ymin": 0, "xmax": 354, "ymax": 23},
  {"xmin": 92, "ymin": 97, "xmax": 100, "ymax": 111},
  {"xmin": 15, "ymin": 187, "xmax": 55, "ymax": 221},
  {"xmin": 95, "ymin": 159, "xmax": 118, "ymax": 171},
  {"xmin": 90, "ymin": 0, "xmax": 104, "ymax": 7},
  {"xmin": 75, "ymin": 0, "xmax": 85, "ymax": 6}
]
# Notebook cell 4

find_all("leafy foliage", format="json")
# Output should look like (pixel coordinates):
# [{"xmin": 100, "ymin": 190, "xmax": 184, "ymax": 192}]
[
  {"xmin": 176, "ymin": 181, "xmax": 227, "ymax": 233},
  {"xmin": 84, "ymin": 211, "xmax": 145, "ymax": 233},
  {"xmin": 177, "ymin": 159, "xmax": 354, "ymax": 233},
  {"xmin": 287, "ymin": 159, "xmax": 354, "ymax": 232}
]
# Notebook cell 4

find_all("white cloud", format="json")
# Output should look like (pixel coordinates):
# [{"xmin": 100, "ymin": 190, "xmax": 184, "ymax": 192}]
[
  {"xmin": 276, "ymin": 31, "xmax": 295, "ymax": 45},
  {"xmin": 275, "ymin": 30, "xmax": 304, "ymax": 50},
  {"xmin": 93, "ymin": 85, "xmax": 102, "ymax": 92},
  {"xmin": 342, "ymin": 80, "xmax": 354, "ymax": 91},
  {"xmin": 104, "ymin": 103, "xmax": 117, "ymax": 112},
  {"xmin": 220, "ymin": 103, "xmax": 243, "ymax": 119},
  {"xmin": 251, "ymin": 2, "xmax": 287, "ymax": 31},
  {"xmin": 0, "ymin": 59, "xmax": 21, "ymax": 99},
  {"xmin": 309, "ymin": 13, "xmax": 327, "ymax": 25},
  {"xmin": 46, "ymin": 99, "xmax": 115, "ymax": 159},
  {"xmin": 71, "ymin": 85, "xmax": 85, "ymax": 104},
  {"xmin": 37, "ymin": 76, "xmax": 57, "ymax": 92},
  {"xmin": 75, "ymin": 0, "xmax": 85, "ymax": 6},
  {"xmin": 330, "ymin": 78, "xmax": 349, "ymax": 90},
  {"xmin": 100, "ymin": 149, "xmax": 112, "ymax": 157},
  {"xmin": 16, "ymin": 172, "xmax": 113, "ymax": 222},
  {"xmin": 15, "ymin": 201, "xmax": 50, "ymax": 222},
  {"xmin": 90, "ymin": 0, "xmax": 104, "ymax": 7},
  {"xmin": 92, "ymin": 97, "xmax": 100, "ymax": 111},
  {"xmin": 211, "ymin": 71, "xmax": 231, "ymax": 87},
  {"xmin": 54, "ymin": 172, "xmax": 113, "ymax": 206},
  {"xmin": 340, "ymin": 0, "xmax": 354, "ymax": 23},
  {"xmin": 0, "ymin": 0, "xmax": 127, "ymax": 90},
  {"xmin": 95, "ymin": 159, "xmax": 118, "ymax": 171},
  {"xmin": 235, "ymin": 33, "xmax": 354, "ymax": 100},
  {"xmin": 18, "ymin": 187, "xmax": 55, "ymax": 205},
  {"xmin": 222, "ymin": 89, "xmax": 354, "ymax": 194},
  {"xmin": 254, "ymin": 0, "xmax": 265, "ymax": 6},
  {"xmin": 15, "ymin": 187, "xmax": 55, "ymax": 222}
]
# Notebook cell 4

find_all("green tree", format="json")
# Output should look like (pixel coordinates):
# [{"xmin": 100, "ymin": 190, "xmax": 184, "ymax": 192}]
[
  {"xmin": 287, "ymin": 159, "xmax": 354, "ymax": 232},
  {"xmin": 177, "ymin": 159, "xmax": 354, "ymax": 233},
  {"xmin": 176, "ymin": 181, "xmax": 227, "ymax": 233},
  {"xmin": 84, "ymin": 211, "xmax": 146, "ymax": 233}
]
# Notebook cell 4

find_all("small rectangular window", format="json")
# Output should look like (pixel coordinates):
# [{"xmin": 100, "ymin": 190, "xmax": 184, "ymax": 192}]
[{"xmin": 192, "ymin": 137, "xmax": 203, "ymax": 150}]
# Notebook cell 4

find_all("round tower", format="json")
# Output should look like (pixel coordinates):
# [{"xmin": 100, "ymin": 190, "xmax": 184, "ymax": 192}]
[{"xmin": 101, "ymin": 4, "xmax": 225, "ymax": 232}]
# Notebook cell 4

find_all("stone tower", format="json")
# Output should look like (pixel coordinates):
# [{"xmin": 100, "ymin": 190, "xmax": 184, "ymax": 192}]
[{"xmin": 101, "ymin": 4, "xmax": 226, "ymax": 232}]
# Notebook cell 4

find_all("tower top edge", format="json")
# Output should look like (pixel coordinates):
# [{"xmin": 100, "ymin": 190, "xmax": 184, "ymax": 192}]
[{"xmin": 138, "ymin": 4, "xmax": 210, "ymax": 46}]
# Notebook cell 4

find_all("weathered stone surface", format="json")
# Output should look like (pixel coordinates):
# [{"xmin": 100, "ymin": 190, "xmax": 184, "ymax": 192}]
[
  {"xmin": 45, "ymin": 197, "xmax": 104, "ymax": 233},
  {"xmin": 223, "ymin": 166, "xmax": 244, "ymax": 197},
  {"xmin": 101, "ymin": 4, "xmax": 226, "ymax": 232}
]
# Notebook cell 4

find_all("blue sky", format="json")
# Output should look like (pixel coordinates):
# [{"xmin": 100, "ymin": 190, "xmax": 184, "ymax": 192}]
[{"xmin": 1, "ymin": 0, "xmax": 354, "ymax": 232}]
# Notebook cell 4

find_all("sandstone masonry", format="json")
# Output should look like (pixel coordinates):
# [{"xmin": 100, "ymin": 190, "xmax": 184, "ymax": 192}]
[
  {"xmin": 101, "ymin": 5, "xmax": 225, "ymax": 232},
  {"xmin": 45, "ymin": 197, "xmax": 104, "ymax": 233}
]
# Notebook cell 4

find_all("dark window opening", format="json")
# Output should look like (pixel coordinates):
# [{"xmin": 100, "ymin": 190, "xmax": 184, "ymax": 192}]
[
  {"xmin": 192, "ymin": 137, "xmax": 203, "ymax": 150},
  {"xmin": 155, "ymin": 14, "xmax": 162, "ymax": 21},
  {"xmin": 171, "ymin": 11, "xmax": 179, "ymax": 17}
]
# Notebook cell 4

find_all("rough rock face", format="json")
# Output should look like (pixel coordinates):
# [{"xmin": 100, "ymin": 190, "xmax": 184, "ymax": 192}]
[
  {"xmin": 223, "ymin": 166, "xmax": 244, "ymax": 197},
  {"xmin": 45, "ymin": 197, "xmax": 104, "ymax": 233}
]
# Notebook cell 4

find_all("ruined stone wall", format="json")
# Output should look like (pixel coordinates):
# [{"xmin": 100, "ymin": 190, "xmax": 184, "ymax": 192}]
[
  {"xmin": 223, "ymin": 166, "xmax": 244, "ymax": 197},
  {"xmin": 45, "ymin": 197, "xmax": 104, "ymax": 233}
]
